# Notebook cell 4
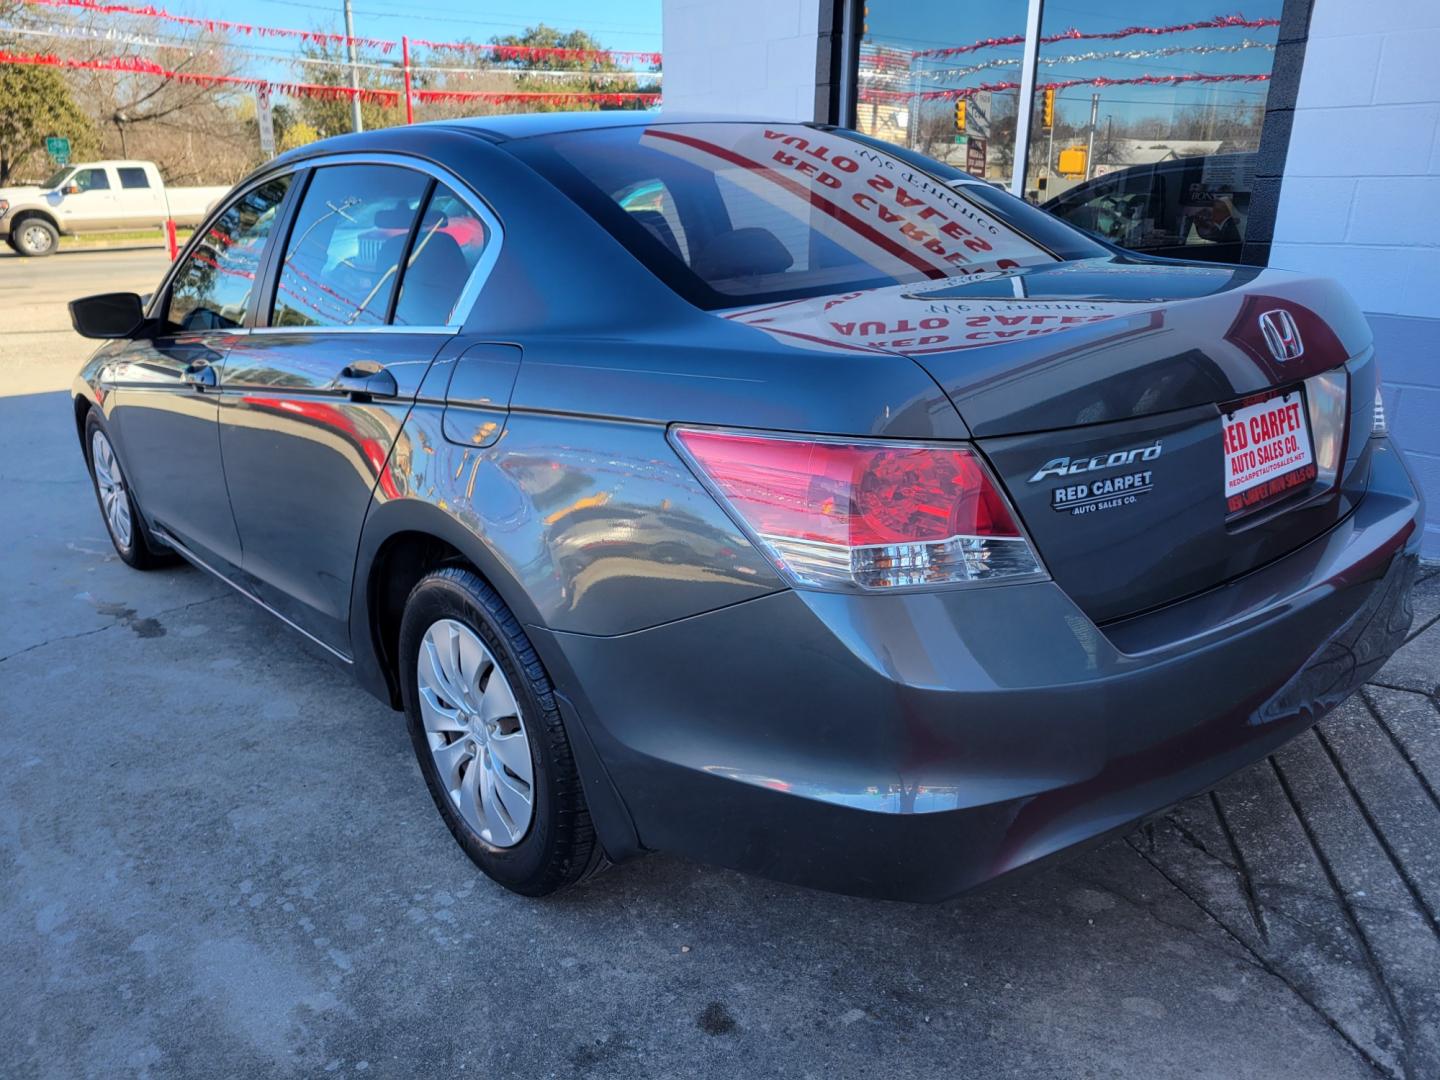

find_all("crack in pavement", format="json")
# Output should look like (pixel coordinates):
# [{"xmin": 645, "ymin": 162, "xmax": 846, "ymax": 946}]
[{"xmin": 0, "ymin": 594, "xmax": 230, "ymax": 665}]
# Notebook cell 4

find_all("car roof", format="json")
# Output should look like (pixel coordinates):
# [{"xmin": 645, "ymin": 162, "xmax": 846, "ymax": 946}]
[{"xmin": 430, "ymin": 111, "xmax": 785, "ymax": 142}]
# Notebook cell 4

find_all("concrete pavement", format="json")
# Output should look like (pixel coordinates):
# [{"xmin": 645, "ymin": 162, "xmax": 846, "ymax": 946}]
[{"xmin": 1, "ymin": 249, "xmax": 1438, "ymax": 1078}]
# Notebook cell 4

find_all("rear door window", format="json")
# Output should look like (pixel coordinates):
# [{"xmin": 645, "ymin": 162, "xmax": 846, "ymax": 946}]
[
  {"xmin": 272, "ymin": 165, "xmax": 430, "ymax": 328},
  {"xmin": 391, "ymin": 183, "xmax": 489, "ymax": 327},
  {"xmin": 118, "ymin": 167, "xmax": 151, "ymax": 189}
]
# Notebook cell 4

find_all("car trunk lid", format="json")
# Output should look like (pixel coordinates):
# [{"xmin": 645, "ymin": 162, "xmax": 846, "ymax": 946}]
[{"xmin": 725, "ymin": 258, "xmax": 1377, "ymax": 624}]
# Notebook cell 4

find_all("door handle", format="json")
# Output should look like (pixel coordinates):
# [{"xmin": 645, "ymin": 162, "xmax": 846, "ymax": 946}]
[
  {"xmin": 183, "ymin": 361, "xmax": 216, "ymax": 391},
  {"xmin": 335, "ymin": 364, "xmax": 398, "ymax": 401}
]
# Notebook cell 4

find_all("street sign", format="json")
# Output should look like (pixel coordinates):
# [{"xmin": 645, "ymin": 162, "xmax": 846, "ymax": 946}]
[
  {"xmin": 256, "ymin": 89, "xmax": 276, "ymax": 158},
  {"xmin": 45, "ymin": 136, "xmax": 70, "ymax": 166},
  {"xmin": 970, "ymin": 91, "xmax": 992, "ymax": 139},
  {"xmin": 966, "ymin": 137, "xmax": 987, "ymax": 177}
]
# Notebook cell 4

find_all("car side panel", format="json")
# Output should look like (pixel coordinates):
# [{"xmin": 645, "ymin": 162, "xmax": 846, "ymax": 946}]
[
  {"xmin": 364, "ymin": 398, "xmax": 786, "ymax": 639},
  {"xmin": 218, "ymin": 330, "xmax": 453, "ymax": 654}
]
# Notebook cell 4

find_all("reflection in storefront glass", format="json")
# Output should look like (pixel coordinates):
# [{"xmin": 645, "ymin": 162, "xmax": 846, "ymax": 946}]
[
  {"xmin": 1025, "ymin": 2, "xmax": 1282, "ymax": 264},
  {"xmin": 853, "ymin": 2, "xmax": 1284, "ymax": 264},
  {"xmin": 855, "ymin": 2, "xmax": 1027, "ymax": 185}
]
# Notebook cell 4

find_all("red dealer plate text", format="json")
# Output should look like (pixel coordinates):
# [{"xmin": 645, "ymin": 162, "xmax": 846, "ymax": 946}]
[{"xmin": 1222, "ymin": 389, "xmax": 1317, "ymax": 514}]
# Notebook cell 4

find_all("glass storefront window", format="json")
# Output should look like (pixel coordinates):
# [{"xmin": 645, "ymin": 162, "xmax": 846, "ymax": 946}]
[
  {"xmin": 855, "ymin": 2, "xmax": 1029, "ymax": 185},
  {"xmin": 1024, "ymin": 2, "xmax": 1282, "ymax": 262},
  {"xmin": 850, "ymin": 1, "xmax": 1286, "ymax": 263}
]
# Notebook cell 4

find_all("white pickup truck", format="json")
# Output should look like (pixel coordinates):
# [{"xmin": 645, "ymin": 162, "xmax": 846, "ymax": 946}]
[{"xmin": 0, "ymin": 160, "xmax": 229, "ymax": 257}]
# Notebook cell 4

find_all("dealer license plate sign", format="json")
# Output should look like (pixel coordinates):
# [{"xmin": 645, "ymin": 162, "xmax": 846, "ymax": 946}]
[{"xmin": 1223, "ymin": 389, "xmax": 1316, "ymax": 514}]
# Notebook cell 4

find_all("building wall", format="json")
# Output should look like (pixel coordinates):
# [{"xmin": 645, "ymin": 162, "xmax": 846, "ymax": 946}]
[
  {"xmin": 660, "ymin": 0, "xmax": 823, "ymax": 120},
  {"xmin": 1270, "ymin": 0, "xmax": 1440, "ymax": 555}
]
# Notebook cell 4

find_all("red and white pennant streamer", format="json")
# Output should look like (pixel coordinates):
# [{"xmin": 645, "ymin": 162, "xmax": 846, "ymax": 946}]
[
  {"xmin": 861, "ymin": 40, "xmax": 1277, "ymax": 83},
  {"xmin": 409, "ymin": 38, "xmax": 661, "ymax": 67},
  {"xmin": 0, "ymin": 47, "xmax": 401, "ymax": 100},
  {"xmin": 0, "ymin": 48, "xmax": 661, "ymax": 106},
  {"xmin": 16, "ymin": 0, "xmax": 662, "ymax": 66},
  {"xmin": 913, "ymin": 14, "xmax": 1281, "ymax": 59},
  {"xmin": 19, "ymin": 0, "xmax": 397, "ymax": 52},
  {"xmin": 857, "ymin": 70, "xmax": 1272, "ymax": 106}
]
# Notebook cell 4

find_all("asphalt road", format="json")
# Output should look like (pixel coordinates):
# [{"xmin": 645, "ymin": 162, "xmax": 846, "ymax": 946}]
[
  {"xmin": 0, "ymin": 245, "xmax": 173, "ymax": 396},
  {"xmin": 2, "ymin": 249, "xmax": 1439, "ymax": 1078}
]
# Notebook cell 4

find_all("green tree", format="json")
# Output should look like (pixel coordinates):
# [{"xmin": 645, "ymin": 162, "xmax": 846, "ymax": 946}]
[
  {"xmin": 413, "ymin": 23, "xmax": 656, "ymax": 119},
  {"xmin": 487, "ymin": 24, "xmax": 654, "ymax": 112},
  {"xmin": 292, "ymin": 42, "xmax": 404, "ymax": 137},
  {"xmin": 0, "ymin": 64, "xmax": 95, "ymax": 184}
]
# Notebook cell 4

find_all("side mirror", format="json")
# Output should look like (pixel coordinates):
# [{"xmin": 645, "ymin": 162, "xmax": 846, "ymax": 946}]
[{"xmin": 69, "ymin": 292, "xmax": 147, "ymax": 339}]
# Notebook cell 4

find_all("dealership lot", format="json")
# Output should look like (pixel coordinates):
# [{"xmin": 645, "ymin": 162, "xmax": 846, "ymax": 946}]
[{"xmin": 2, "ymin": 250, "xmax": 1439, "ymax": 1078}]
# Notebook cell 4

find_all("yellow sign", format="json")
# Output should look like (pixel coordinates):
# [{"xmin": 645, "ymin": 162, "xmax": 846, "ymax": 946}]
[{"xmin": 1058, "ymin": 146, "xmax": 1087, "ymax": 177}]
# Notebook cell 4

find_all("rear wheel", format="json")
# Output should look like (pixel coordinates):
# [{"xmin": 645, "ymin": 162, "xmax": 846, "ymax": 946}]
[
  {"xmin": 399, "ymin": 567, "xmax": 604, "ymax": 896},
  {"xmin": 12, "ymin": 216, "xmax": 58, "ymax": 256},
  {"xmin": 84, "ymin": 411, "xmax": 173, "ymax": 570}
]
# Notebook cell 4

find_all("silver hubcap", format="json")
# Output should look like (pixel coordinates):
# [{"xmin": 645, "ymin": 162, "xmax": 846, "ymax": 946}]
[
  {"xmin": 91, "ymin": 430, "xmax": 133, "ymax": 549},
  {"xmin": 20, "ymin": 224, "xmax": 52, "ymax": 253},
  {"xmin": 417, "ymin": 618, "xmax": 535, "ymax": 847}
]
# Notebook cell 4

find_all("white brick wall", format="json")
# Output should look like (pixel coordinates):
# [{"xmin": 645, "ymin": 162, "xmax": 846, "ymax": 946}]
[
  {"xmin": 660, "ymin": 0, "xmax": 820, "ymax": 120},
  {"xmin": 1271, "ymin": 0, "xmax": 1440, "ymax": 556},
  {"xmin": 1271, "ymin": 1, "xmax": 1440, "ymax": 319}
]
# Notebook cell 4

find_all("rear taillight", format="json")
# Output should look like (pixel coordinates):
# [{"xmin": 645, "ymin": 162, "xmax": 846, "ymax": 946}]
[
  {"xmin": 672, "ymin": 427, "xmax": 1045, "ymax": 591},
  {"xmin": 1373, "ymin": 389, "xmax": 1388, "ymax": 437}
]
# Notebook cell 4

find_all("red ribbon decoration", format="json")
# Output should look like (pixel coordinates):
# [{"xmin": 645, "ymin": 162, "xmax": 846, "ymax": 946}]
[
  {"xmin": 15, "ymin": 0, "xmax": 663, "ymax": 65},
  {"xmin": 414, "ymin": 88, "xmax": 661, "ymax": 105},
  {"xmin": 408, "ymin": 39, "xmax": 662, "ymax": 66},
  {"xmin": 913, "ymin": 14, "xmax": 1281, "ymax": 59},
  {"xmin": 857, "ymin": 70, "xmax": 1272, "ymax": 105},
  {"xmin": 0, "ymin": 48, "xmax": 400, "ymax": 103},
  {"xmin": 0, "ymin": 48, "xmax": 662, "ymax": 108}
]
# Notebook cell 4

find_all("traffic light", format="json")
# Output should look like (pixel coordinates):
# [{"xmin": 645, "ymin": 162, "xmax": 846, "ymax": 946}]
[
  {"xmin": 954, "ymin": 100, "xmax": 967, "ymax": 132},
  {"xmin": 1042, "ymin": 88, "xmax": 1055, "ymax": 128}
]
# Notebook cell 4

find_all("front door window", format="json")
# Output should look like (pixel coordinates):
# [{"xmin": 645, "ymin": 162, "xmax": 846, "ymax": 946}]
[{"xmin": 166, "ymin": 176, "xmax": 293, "ymax": 332}]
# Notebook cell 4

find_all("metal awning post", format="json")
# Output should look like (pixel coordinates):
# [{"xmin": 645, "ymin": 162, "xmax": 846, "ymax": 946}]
[{"xmin": 1009, "ymin": 0, "xmax": 1045, "ymax": 199}]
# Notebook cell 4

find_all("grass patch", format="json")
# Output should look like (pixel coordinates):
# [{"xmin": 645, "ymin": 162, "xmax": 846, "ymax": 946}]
[{"xmin": 59, "ymin": 228, "xmax": 195, "ymax": 249}]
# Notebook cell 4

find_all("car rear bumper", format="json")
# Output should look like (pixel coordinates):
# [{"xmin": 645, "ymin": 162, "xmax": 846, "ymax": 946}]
[{"xmin": 533, "ymin": 439, "xmax": 1424, "ymax": 902}]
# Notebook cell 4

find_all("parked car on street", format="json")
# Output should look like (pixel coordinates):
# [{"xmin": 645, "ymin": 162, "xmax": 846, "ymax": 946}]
[
  {"xmin": 67, "ymin": 116, "xmax": 1422, "ymax": 901},
  {"xmin": 1042, "ymin": 151, "xmax": 1257, "ymax": 263},
  {"xmin": 0, "ymin": 159, "xmax": 228, "ymax": 256}
]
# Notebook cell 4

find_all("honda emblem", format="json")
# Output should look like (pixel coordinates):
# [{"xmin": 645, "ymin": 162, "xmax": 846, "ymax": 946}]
[{"xmin": 1259, "ymin": 308, "xmax": 1304, "ymax": 362}]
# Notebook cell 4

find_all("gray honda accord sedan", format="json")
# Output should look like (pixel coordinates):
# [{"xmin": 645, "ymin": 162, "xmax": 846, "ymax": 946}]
[{"xmin": 68, "ymin": 114, "xmax": 1424, "ymax": 901}]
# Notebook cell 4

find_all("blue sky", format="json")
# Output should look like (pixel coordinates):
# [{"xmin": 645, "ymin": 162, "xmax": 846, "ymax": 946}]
[{"xmin": 229, "ymin": 0, "xmax": 661, "ymax": 53}]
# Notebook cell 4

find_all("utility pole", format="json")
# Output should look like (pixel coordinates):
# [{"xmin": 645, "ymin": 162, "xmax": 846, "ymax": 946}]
[
  {"xmin": 1045, "ymin": 94, "xmax": 1055, "ymax": 188},
  {"xmin": 1084, "ymin": 92, "xmax": 1099, "ymax": 180},
  {"xmin": 344, "ymin": 0, "xmax": 363, "ymax": 133}
]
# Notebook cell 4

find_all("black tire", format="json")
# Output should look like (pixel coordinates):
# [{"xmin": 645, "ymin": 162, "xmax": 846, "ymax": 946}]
[
  {"xmin": 398, "ymin": 567, "xmax": 605, "ymax": 896},
  {"xmin": 83, "ymin": 410, "xmax": 175, "ymax": 570},
  {"xmin": 11, "ymin": 215, "xmax": 58, "ymax": 256}
]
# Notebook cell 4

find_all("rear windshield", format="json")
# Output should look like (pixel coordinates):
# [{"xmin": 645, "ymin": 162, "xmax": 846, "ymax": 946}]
[{"xmin": 510, "ymin": 122, "xmax": 1094, "ymax": 310}]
